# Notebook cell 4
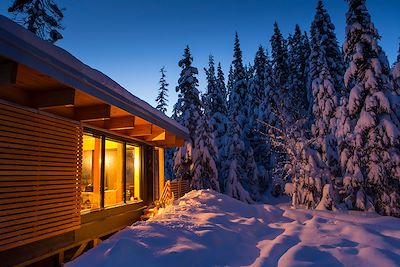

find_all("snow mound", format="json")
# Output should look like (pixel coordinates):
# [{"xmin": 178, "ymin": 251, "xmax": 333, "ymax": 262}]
[{"xmin": 68, "ymin": 190, "xmax": 400, "ymax": 267}]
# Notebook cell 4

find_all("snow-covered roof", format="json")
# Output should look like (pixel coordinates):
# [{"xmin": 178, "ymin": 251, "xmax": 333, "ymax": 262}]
[{"xmin": 0, "ymin": 15, "xmax": 189, "ymax": 140}]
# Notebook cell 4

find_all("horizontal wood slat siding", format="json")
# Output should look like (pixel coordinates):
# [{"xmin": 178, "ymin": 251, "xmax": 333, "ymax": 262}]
[{"xmin": 0, "ymin": 102, "xmax": 82, "ymax": 252}]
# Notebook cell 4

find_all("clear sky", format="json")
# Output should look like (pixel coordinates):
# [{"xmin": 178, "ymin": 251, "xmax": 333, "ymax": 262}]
[{"xmin": 1, "ymin": 0, "xmax": 399, "ymax": 115}]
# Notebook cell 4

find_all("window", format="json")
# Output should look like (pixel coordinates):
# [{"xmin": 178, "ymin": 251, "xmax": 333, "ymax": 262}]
[
  {"xmin": 126, "ymin": 145, "xmax": 142, "ymax": 203},
  {"xmin": 81, "ymin": 132, "xmax": 143, "ymax": 213},
  {"xmin": 81, "ymin": 134, "xmax": 101, "ymax": 211},
  {"xmin": 104, "ymin": 139, "xmax": 124, "ymax": 207}
]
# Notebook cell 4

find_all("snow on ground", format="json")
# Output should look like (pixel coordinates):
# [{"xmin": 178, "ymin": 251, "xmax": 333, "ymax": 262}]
[{"xmin": 68, "ymin": 190, "xmax": 400, "ymax": 267}]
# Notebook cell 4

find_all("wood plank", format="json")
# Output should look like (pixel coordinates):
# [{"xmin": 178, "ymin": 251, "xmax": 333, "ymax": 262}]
[
  {"xmin": 0, "ymin": 192, "xmax": 78, "ymax": 205},
  {"xmin": 0, "ymin": 102, "xmax": 80, "ymax": 128},
  {"xmin": 0, "ymin": 179, "xmax": 78, "ymax": 186},
  {"xmin": 0, "ymin": 199, "xmax": 78, "ymax": 216},
  {"xmin": 0, "ymin": 217, "xmax": 80, "ymax": 244},
  {"xmin": 0, "ymin": 148, "xmax": 79, "ymax": 160},
  {"xmin": 106, "ymin": 116, "xmax": 135, "ymax": 130},
  {"xmin": 0, "ymin": 159, "xmax": 77, "ymax": 167},
  {"xmin": 31, "ymin": 88, "xmax": 75, "ymax": 109},
  {"xmin": 144, "ymin": 130, "xmax": 166, "ymax": 141},
  {"xmin": 74, "ymin": 104, "xmax": 111, "ymax": 122},
  {"xmin": 0, "ymin": 207, "xmax": 80, "ymax": 229},
  {"xmin": 0, "ymin": 188, "xmax": 78, "ymax": 199},
  {"xmin": 0, "ymin": 142, "xmax": 79, "ymax": 156},
  {"xmin": 126, "ymin": 124, "xmax": 152, "ymax": 136},
  {"xmin": 0, "ymin": 195, "xmax": 77, "ymax": 211},
  {"xmin": 0, "ymin": 135, "xmax": 79, "ymax": 152},
  {"xmin": 0, "ymin": 170, "xmax": 79, "ymax": 176},
  {"xmin": 0, "ymin": 206, "xmax": 77, "ymax": 224},
  {"xmin": 0, "ymin": 184, "xmax": 78, "ymax": 193},
  {"xmin": 0, "ymin": 109, "xmax": 79, "ymax": 136},
  {"xmin": 0, "ymin": 153, "xmax": 79, "ymax": 163},
  {"xmin": 0, "ymin": 118, "xmax": 79, "ymax": 140},
  {"xmin": 0, "ymin": 130, "xmax": 78, "ymax": 148},
  {"xmin": 0, "ymin": 221, "xmax": 80, "ymax": 251}
]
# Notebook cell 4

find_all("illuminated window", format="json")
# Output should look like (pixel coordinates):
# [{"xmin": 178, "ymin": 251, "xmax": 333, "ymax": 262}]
[
  {"xmin": 126, "ymin": 144, "xmax": 142, "ymax": 203},
  {"xmin": 104, "ymin": 139, "xmax": 124, "ymax": 207},
  {"xmin": 81, "ymin": 134, "xmax": 101, "ymax": 211}
]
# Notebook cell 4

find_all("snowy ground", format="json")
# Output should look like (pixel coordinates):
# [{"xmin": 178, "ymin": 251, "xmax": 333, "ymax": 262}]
[{"xmin": 68, "ymin": 190, "xmax": 400, "ymax": 267}]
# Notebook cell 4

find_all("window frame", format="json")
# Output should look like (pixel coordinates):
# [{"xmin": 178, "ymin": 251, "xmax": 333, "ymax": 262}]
[{"xmin": 82, "ymin": 127, "xmax": 145, "ymax": 213}]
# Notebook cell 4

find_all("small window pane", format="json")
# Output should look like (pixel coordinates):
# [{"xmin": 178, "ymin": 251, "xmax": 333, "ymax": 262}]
[
  {"xmin": 104, "ymin": 139, "xmax": 124, "ymax": 207},
  {"xmin": 81, "ymin": 134, "xmax": 101, "ymax": 212},
  {"xmin": 126, "ymin": 145, "xmax": 142, "ymax": 202}
]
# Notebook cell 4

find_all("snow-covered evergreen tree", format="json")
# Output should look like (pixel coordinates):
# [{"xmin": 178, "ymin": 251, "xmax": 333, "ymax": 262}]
[
  {"xmin": 204, "ymin": 57, "xmax": 229, "ymax": 190},
  {"xmin": 8, "ymin": 0, "xmax": 64, "ymax": 43},
  {"xmin": 224, "ymin": 116, "xmax": 254, "ymax": 203},
  {"xmin": 248, "ymin": 46, "xmax": 271, "ymax": 193},
  {"xmin": 191, "ymin": 103, "xmax": 220, "ymax": 192},
  {"xmin": 310, "ymin": 41, "xmax": 340, "ymax": 177},
  {"xmin": 173, "ymin": 46, "xmax": 202, "ymax": 181},
  {"xmin": 270, "ymin": 22, "xmax": 290, "ymax": 116},
  {"xmin": 392, "ymin": 43, "xmax": 400, "ymax": 94},
  {"xmin": 227, "ymin": 32, "xmax": 259, "ymax": 199},
  {"xmin": 338, "ymin": 0, "xmax": 400, "ymax": 216},
  {"xmin": 309, "ymin": 0, "xmax": 345, "ymax": 100},
  {"xmin": 287, "ymin": 25, "xmax": 310, "ymax": 120},
  {"xmin": 156, "ymin": 67, "xmax": 169, "ymax": 114}
]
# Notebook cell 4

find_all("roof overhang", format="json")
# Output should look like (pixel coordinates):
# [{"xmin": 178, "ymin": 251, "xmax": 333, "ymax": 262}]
[{"xmin": 0, "ymin": 15, "xmax": 189, "ymax": 147}]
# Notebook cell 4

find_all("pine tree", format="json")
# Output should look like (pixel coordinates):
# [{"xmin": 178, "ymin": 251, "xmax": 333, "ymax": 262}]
[
  {"xmin": 287, "ymin": 25, "xmax": 310, "ymax": 121},
  {"xmin": 338, "ymin": 0, "xmax": 400, "ymax": 216},
  {"xmin": 204, "ymin": 57, "xmax": 229, "ymax": 190},
  {"xmin": 156, "ymin": 67, "xmax": 169, "ymax": 114},
  {"xmin": 309, "ymin": 0, "xmax": 345, "ymax": 101},
  {"xmin": 191, "ymin": 102, "xmax": 220, "ymax": 192},
  {"xmin": 173, "ymin": 46, "xmax": 202, "ymax": 182},
  {"xmin": 8, "ymin": 0, "xmax": 64, "ymax": 43}
]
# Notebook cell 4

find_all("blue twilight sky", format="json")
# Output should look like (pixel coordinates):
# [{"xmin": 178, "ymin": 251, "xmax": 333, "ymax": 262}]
[{"xmin": 1, "ymin": 0, "xmax": 399, "ymax": 115}]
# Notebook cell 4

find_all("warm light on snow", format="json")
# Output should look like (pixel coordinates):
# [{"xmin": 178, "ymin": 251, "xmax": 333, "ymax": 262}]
[{"xmin": 68, "ymin": 190, "xmax": 400, "ymax": 267}]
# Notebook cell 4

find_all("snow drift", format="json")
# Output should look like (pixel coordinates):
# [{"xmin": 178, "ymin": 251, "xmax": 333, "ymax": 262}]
[{"xmin": 68, "ymin": 190, "xmax": 400, "ymax": 267}]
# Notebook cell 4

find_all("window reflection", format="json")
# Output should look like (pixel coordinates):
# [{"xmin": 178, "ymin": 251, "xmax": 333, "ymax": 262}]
[
  {"xmin": 126, "ymin": 145, "xmax": 141, "ymax": 203},
  {"xmin": 81, "ymin": 134, "xmax": 101, "ymax": 211},
  {"xmin": 104, "ymin": 139, "xmax": 124, "ymax": 207}
]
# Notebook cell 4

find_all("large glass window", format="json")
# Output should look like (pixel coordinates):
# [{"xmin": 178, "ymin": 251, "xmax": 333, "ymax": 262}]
[
  {"xmin": 126, "ymin": 145, "xmax": 142, "ymax": 203},
  {"xmin": 81, "ymin": 134, "xmax": 101, "ymax": 212},
  {"xmin": 104, "ymin": 139, "xmax": 124, "ymax": 207}
]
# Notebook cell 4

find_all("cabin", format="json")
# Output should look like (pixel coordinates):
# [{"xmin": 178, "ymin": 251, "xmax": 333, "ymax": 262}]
[{"xmin": 0, "ymin": 15, "xmax": 189, "ymax": 266}]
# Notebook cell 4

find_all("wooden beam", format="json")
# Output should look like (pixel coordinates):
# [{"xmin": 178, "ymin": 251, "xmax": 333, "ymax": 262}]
[
  {"xmin": 74, "ymin": 104, "xmax": 110, "ymax": 122},
  {"xmin": 106, "ymin": 116, "xmax": 135, "ymax": 130},
  {"xmin": 0, "ymin": 61, "xmax": 18, "ymax": 85},
  {"xmin": 145, "ymin": 130, "xmax": 166, "ymax": 141},
  {"xmin": 126, "ymin": 124, "xmax": 152, "ymax": 137},
  {"xmin": 31, "ymin": 88, "xmax": 75, "ymax": 109}
]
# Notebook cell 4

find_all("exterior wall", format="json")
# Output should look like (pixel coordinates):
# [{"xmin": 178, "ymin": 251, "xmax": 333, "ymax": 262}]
[
  {"xmin": 0, "ymin": 101, "xmax": 82, "ymax": 252},
  {"xmin": 0, "ymin": 101, "xmax": 163, "ymax": 266}
]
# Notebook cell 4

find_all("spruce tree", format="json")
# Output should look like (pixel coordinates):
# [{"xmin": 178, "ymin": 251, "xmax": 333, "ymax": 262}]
[
  {"xmin": 155, "ymin": 67, "xmax": 169, "ymax": 114},
  {"xmin": 8, "ymin": 0, "xmax": 64, "ymax": 43},
  {"xmin": 392, "ymin": 43, "xmax": 400, "ymax": 94},
  {"xmin": 191, "ymin": 102, "xmax": 220, "ymax": 192},
  {"xmin": 248, "ymin": 46, "xmax": 271, "ymax": 193},
  {"xmin": 287, "ymin": 25, "xmax": 310, "ymax": 120},
  {"xmin": 173, "ymin": 46, "xmax": 202, "ymax": 182},
  {"xmin": 309, "ymin": 0, "xmax": 345, "ymax": 100},
  {"xmin": 204, "ymin": 57, "xmax": 229, "ymax": 190},
  {"xmin": 338, "ymin": 0, "xmax": 400, "ymax": 216},
  {"xmin": 270, "ymin": 22, "xmax": 290, "ymax": 117},
  {"xmin": 227, "ymin": 32, "xmax": 259, "ymax": 199}
]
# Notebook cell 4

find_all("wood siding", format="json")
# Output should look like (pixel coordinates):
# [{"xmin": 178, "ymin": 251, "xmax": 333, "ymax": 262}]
[
  {"xmin": 0, "ymin": 102, "xmax": 82, "ymax": 252},
  {"xmin": 170, "ymin": 179, "xmax": 191, "ymax": 200}
]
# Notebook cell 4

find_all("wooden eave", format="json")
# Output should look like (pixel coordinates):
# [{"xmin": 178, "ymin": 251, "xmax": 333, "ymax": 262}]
[{"xmin": 0, "ymin": 16, "xmax": 188, "ymax": 147}]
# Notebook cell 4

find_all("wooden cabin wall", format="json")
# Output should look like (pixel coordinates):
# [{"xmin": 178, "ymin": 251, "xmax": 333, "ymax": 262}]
[{"xmin": 0, "ymin": 102, "xmax": 82, "ymax": 252}]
